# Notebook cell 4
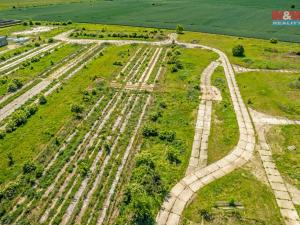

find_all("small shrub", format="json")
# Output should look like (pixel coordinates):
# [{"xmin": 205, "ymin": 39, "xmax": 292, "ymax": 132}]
[
  {"xmin": 71, "ymin": 104, "xmax": 84, "ymax": 114},
  {"xmin": 39, "ymin": 95, "xmax": 47, "ymax": 105},
  {"xmin": 166, "ymin": 148, "xmax": 181, "ymax": 165},
  {"xmin": 176, "ymin": 24, "xmax": 184, "ymax": 34},
  {"xmin": 0, "ymin": 130, "xmax": 5, "ymax": 139},
  {"xmin": 23, "ymin": 162, "xmax": 36, "ymax": 174},
  {"xmin": 270, "ymin": 38, "xmax": 278, "ymax": 44},
  {"xmin": 159, "ymin": 131, "xmax": 176, "ymax": 142},
  {"xmin": 142, "ymin": 126, "xmax": 158, "ymax": 137},
  {"xmin": 199, "ymin": 209, "xmax": 214, "ymax": 222}
]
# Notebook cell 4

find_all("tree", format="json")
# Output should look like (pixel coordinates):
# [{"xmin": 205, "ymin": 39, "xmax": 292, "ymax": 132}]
[
  {"xmin": 270, "ymin": 38, "xmax": 278, "ymax": 44},
  {"xmin": 176, "ymin": 24, "xmax": 184, "ymax": 34},
  {"xmin": 232, "ymin": 45, "xmax": 245, "ymax": 57}
]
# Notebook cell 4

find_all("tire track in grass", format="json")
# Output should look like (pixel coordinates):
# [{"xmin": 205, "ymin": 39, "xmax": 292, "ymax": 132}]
[
  {"xmin": 126, "ymin": 47, "xmax": 152, "ymax": 83},
  {"xmin": 139, "ymin": 48, "xmax": 162, "ymax": 84}
]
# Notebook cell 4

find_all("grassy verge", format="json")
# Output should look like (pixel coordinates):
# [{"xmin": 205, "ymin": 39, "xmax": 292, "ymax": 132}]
[
  {"xmin": 182, "ymin": 169, "xmax": 283, "ymax": 225},
  {"xmin": 116, "ymin": 46, "xmax": 218, "ymax": 223},
  {"xmin": 178, "ymin": 32, "xmax": 300, "ymax": 70},
  {"xmin": 0, "ymin": 44, "xmax": 134, "ymax": 186},
  {"xmin": 207, "ymin": 67, "xmax": 239, "ymax": 164},
  {"xmin": 267, "ymin": 125, "xmax": 300, "ymax": 189},
  {"xmin": 236, "ymin": 72, "xmax": 300, "ymax": 120}
]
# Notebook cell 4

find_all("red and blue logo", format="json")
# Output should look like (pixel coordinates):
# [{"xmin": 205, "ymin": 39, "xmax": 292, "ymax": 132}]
[{"xmin": 272, "ymin": 11, "xmax": 300, "ymax": 26}]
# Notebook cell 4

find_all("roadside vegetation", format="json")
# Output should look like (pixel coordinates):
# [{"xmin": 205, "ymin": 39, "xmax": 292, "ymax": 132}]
[
  {"xmin": 267, "ymin": 125, "xmax": 300, "ymax": 189},
  {"xmin": 178, "ymin": 32, "xmax": 300, "ymax": 70},
  {"xmin": 208, "ymin": 67, "xmax": 239, "ymax": 164},
  {"xmin": 183, "ymin": 169, "xmax": 283, "ymax": 225}
]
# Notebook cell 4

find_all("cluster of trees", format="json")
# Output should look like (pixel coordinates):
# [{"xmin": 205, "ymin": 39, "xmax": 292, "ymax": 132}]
[
  {"xmin": 118, "ymin": 153, "xmax": 166, "ymax": 225},
  {"xmin": 72, "ymin": 31, "xmax": 162, "ymax": 40},
  {"xmin": 7, "ymin": 79, "xmax": 23, "ymax": 93},
  {"xmin": 232, "ymin": 45, "xmax": 245, "ymax": 57},
  {"xmin": 167, "ymin": 49, "xmax": 183, "ymax": 73},
  {"xmin": 5, "ymin": 104, "xmax": 38, "ymax": 133}
]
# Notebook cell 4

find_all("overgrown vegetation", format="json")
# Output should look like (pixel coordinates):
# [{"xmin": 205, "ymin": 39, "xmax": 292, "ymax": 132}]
[{"xmin": 207, "ymin": 67, "xmax": 239, "ymax": 164}]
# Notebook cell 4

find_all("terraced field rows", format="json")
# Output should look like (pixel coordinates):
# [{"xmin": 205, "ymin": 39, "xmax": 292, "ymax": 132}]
[
  {"xmin": 3, "ymin": 41, "xmax": 165, "ymax": 225},
  {"xmin": 0, "ymin": 44, "xmax": 102, "ymax": 122}
]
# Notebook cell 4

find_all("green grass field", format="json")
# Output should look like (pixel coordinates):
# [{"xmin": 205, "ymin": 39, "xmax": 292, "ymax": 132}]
[
  {"xmin": 236, "ymin": 71, "xmax": 300, "ymax": 120},
  {"xmin": 208, "ymin": 67, "xmax": 239, "ymax": 164},
  {"xmin": 0, "ymin": 0, "xmax": 299, "ymax": 43},
  {"xmin": 183, "ymin": 169, "xmax": 283, "ymax": 225}
]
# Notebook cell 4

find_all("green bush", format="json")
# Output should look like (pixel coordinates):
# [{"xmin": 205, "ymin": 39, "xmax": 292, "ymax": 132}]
[
  {"xmin": 232, "ymin": 45, "xmax": 245, "ymax": 57},
  {"xmin": 23, "ymin": 162, "xmax": 36, "ymax": 174},
  {"xmin": 142, "ymin": 126, "xmax": 158, "ymax": 137},
  {"xmin": 71, "ymin": 104, "xmax": 84, "ymax": 114},
  {"xmin": 39, "ymin": 95, "xmax": 47, "ymax": 105},
  {"xmin": 270, "ymin": 38, "xmax": 278, "ymax": 44}
]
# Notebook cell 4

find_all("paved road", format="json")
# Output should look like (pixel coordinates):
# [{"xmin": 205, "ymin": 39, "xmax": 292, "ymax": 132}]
[{"xmin": 156, "ymin": 40, "xmax": 256, "ymax": 225}]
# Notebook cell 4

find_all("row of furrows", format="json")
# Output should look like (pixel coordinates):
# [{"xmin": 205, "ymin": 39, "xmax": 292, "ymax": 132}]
[
  {"xmin": 42, "ymin": 93, "xmax": 133, "ymax": 225},
  {"xmin": 129, "ymin": 47, "xmax": 156, "ymax": 84},
  {"xmin": 114, "ymin": 46, "xmax": 146, "ymax": 83},
  {"xmin": 0, "ymin": 43, "xmax": 65, "ymax": 77},
  {"xmin": 126, "ymin": 47, "xmax": 153, "ymax": 83},
  {"xmin": 146, "ymin": 47, "xmax": 168, "ymax": 85},
  {"xmin": 0, "ymin": 44, "xmax": 48, "ymax": 67},
  {"xmin": 65, "ymin": 95, "xmax": 148, "ymax": 225},
  {"xmin": 7, "ymin": 42, "xmax": 162, "ymax": 225},
  {"xmin": 3, "ymin": 44, "xmax": 107, "ymax": 223},
  {"xmin": 8, "ymin": 92, "xmax": 116, "ymax": 224}
]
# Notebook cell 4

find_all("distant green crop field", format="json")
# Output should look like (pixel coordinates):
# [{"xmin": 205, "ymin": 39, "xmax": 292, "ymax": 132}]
[{"xmin": 0, "ymin": 0, "xmax": 299, "ymax": 43}]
